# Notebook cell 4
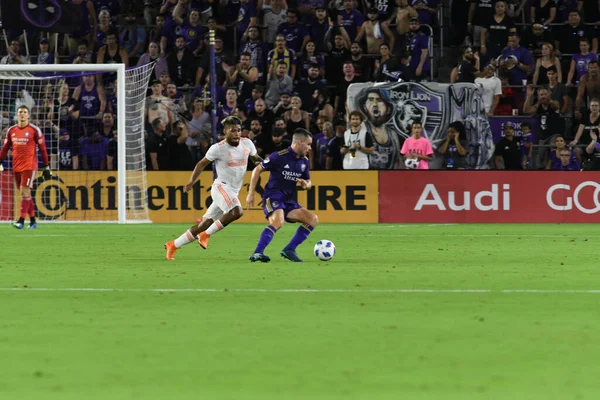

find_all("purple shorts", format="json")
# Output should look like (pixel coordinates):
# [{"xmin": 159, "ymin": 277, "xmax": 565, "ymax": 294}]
[{"xmin": 262, "ymin": 193, "xmax": 302, "ymax": 222}]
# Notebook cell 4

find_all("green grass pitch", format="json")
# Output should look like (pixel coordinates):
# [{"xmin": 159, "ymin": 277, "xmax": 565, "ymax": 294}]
[{"xmin": 1, "ymin": 223, "xmax": 600, "ymax": 399}]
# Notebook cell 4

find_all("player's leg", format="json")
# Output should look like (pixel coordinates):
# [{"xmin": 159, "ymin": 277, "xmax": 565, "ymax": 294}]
[
  {"xmin": 197, "ymin": 184, "xmax": 244, "ymax": 249},
  {"xmin": 26, "ymin": 170, "xmax": 37, "ymax": 229},
  {"xmin": 280, "ymin": 207, "xmax": 319, "ymax": 262},
  {"xmin": 164, "ymin": 204, "xmax": 218, "ymax": 260},
  {"xmin": 12, "ymin": 171, "xmax": 34, "ymax": 229},
  {"xmin": 249, "ymin": 208, "xmax": 286, "ymax": 262}
]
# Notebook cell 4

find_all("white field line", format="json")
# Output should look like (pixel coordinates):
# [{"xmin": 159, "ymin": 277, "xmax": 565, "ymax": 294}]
[{"xmin": 2, "ymin": 288, "xmax": 600, "ymax": 294}]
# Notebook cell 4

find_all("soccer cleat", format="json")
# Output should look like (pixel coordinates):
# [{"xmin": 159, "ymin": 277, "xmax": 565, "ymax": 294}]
[
  {"xmin": 197, "ymin": 232, "xmax": 210, "ymax": 249},
  {"xmin": 280, "ymin": 249, "xmax": 303, "ymax": 262},
  {"xmin": 165, "ymin": 241, "xmax": 177, "ymax": 260},
  {"xmin": 27, "ymin": 222, "xmax": 38, "ymax": 229},
  {"xmin": 12, "ymin": 222, "xmax": 24, "ymax": 230},
  {"xmin": 249, "ymin": 253, "xmax": 271, "ymax": 263}
]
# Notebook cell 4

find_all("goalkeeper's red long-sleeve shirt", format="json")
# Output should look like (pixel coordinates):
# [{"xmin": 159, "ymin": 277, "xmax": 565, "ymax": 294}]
[{"xmin": 0, "ymin": 123, "xmax": 49, "ymax": 173}]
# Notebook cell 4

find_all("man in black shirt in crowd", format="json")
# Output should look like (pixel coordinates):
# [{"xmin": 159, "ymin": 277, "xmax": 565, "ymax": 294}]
[
  {"xmin": 556, "ymin": 10, "xmax": 598, "ymax": 80},
  {"xmin": 326, "ymin": 119, "xmax": 346, "ymax": 170},
  {"xmin": 457, "ymin": 46, "xmax": 484, "ymax": 83},
  {"xmin": 146, "ymin": 118, "xmax": 169, "ymax": 170},
  {"xmin": 493, "ymin": 123, "xmax": 522, "ymax": 170}
]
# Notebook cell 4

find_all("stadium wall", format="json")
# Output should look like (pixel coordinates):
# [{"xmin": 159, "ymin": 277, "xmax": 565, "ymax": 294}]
[{"xmin": 15, "ymin": 171, "xmax": 600, "ymax": 223}]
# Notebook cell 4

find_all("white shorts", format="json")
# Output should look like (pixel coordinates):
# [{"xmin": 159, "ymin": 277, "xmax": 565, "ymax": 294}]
[{"xmin": 202, "ymin": 183, "xmax": 241, "ymax": 221}]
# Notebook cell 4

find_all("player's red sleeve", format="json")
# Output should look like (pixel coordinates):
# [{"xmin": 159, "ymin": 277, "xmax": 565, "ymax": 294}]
[
  {"xmin": 35, "ymin": 129, "xmax": 49, "ymax": 167},
  {"xmin": 0, "ymin": 133, "xmax": 12, "ymax": 160}
]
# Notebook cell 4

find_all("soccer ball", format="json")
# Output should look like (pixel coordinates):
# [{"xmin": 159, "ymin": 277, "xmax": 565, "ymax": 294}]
[
  {"xmin": 405, "ymin": 157, "xmax": 419, "ymax": 169},
  {"xmin": 314, "ymin": 240, "xmax": 336, "ymax": 261}
]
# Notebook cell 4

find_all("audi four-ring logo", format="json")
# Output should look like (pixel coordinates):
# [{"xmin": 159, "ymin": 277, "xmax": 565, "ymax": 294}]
[{"xmin": 546, "ymin": 181, "xmax": 600, "ymax": 214}]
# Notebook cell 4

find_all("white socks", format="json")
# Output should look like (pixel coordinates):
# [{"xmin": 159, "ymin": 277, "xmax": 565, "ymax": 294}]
[
  {"xmin": 205, "ymin": 220, "xmax": 224, "ymax": 236},
  {"xmin": 174, "ymin": 229, "xmax": 196, "ymax": 248}
]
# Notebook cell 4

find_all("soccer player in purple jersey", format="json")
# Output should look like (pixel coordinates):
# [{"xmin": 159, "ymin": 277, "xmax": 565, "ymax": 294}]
[{"xmin": 246, "ymin": 128, "xmax": 318, "ymax": 262}]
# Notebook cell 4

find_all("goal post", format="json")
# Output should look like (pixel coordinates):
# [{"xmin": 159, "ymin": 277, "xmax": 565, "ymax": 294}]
[{"xmin": 0, "ymin": 63, "xmax": 154, "ymax": 223}]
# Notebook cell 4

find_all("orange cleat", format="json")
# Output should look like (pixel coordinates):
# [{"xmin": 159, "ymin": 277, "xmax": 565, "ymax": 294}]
[
  {"xmin": 198, "ymin": 232, "xmax": 210, "ymax": 249},
  {"xmin": 165, "ymin": 240, "xmax": 177, "ymax": 260}
]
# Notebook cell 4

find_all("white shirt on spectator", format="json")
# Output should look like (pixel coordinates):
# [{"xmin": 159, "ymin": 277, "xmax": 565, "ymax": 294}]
[
  {"xmin": 475, "ymin": 75, "xmax": 502, "ymax": 114},
  {"xmin": 262, "ymin": 5, "xmax": 288, "ymax": 44}
]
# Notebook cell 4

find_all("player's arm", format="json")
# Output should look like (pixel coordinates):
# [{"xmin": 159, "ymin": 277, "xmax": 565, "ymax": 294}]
[
  {"xmin": 35, "ymin": 128, "xmax": 52, "ymax": 178},
  {"xmin": 0, "ymin": 132, "xmax": 12, "ymax": 164},
  {"xmin": 184, "ymin": 157, "xmax": 212, "ymax": 193},
  {"xmin": 246, "ymin": 163, "xmax": 265, "ymax": 208},
  {"xmin": 249, "ymin": 154, "xmax": 263, "ymax": 165}
]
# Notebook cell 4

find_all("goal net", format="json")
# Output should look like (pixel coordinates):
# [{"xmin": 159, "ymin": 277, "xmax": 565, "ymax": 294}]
[{"xmin": 0, "ymin": 63, "xmax": 154, "ymax": 223}]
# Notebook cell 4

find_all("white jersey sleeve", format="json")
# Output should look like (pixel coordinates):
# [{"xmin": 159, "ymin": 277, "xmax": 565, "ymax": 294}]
[{"xmin": 204, "ymin": 141, "xmax": 222, "ymax": 162}]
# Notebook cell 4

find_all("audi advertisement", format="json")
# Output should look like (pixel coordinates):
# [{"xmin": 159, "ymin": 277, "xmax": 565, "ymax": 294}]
[{"xmin": 380, "ymin": 171, "xmax": 600, "ymax": 223}]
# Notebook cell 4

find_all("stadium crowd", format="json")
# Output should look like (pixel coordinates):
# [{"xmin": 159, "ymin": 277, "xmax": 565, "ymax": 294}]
[{"xmin": 0, "ymin": 0, "xmax": 599, "ymax": 170}]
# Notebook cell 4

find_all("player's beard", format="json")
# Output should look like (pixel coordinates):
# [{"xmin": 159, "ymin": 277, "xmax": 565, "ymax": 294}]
[{"xmin": 227, "ymin": 138, "xmax": 240, "ymax": 146}]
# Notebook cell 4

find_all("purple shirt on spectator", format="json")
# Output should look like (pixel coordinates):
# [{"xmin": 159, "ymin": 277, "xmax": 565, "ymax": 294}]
[
  {"xmin": 339, "ymin": 9, "xmax": 364, "ymax": 41},
  {"xmin": 501, "ymin": 46, "xmax": 534, "ymax": 85},
  {"xmin": 181, "ymin": 21, "xmax": 206, "ymax": 52},
  {"xmin": 237, "ymin": 1, "xmax": 257, "ymax": 35},
  {"xmin": 277, "ymin": 23, "xmax": 309, "ymax": 53},
  {"xmin": 80, "ymin": 136, "xmax": 109, "ymax": 170},
  {"xmin": 572, "ymin": 53, "xmax": 598, "ymax": 82},
  {"xmin": 408, "ymin": 33, "xmax": 430, "ymax": 72}
]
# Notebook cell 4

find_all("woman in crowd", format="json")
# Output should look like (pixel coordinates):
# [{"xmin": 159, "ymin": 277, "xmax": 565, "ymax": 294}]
[
  {"xmin": 283, "ymin": 96, "xmax": 310, "ymax": 136},
  {"xmin": 533, "ymin": 42, "xmax": 561, "ymax": 86}
]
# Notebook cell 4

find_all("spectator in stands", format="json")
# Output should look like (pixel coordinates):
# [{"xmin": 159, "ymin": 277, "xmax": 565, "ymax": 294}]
[
  {"xmin": 392, "ymin": 0, "xmax": 418, "ymax": 38},
  {"xmin": 146, "ymin": 79, "xmax": 173, "ymax": 136},
  {"xmin": 499, "ymin": 34, "xmax": 533, "ymax": 87},
  {"xmin": 97, "ymin": 29, "xmax": 130, "ymax": 67},
  {"xmin": 576, "ymin": 61, "xmax": 600, "ymax": 119},
  {"xmin": 219, "ymin": 88, "xmax": 247, "ymax": 124},
  {"xmin": 556, "ymin": 10, "xmax": 597, "ymax": 76},
  {"xmin": 160, "ymin": 9, "xmax": 179, "ymax": 55},
  {"xmin": 312, "ymin": 121, "xmax": 333, "ymax": 170},
  {"xmin": 229, "ymin": 52, "xmax": 259, "ymax": 105},
  {"xmin": 160, "ymin": 0, "xmax": 178, "ymax": 20},
  {"xmin": 544, "ymin": 66, "xmax": 570, "ymax": 115},
  {"xmin": 146, "ymin": 117, "xmax": 169, "ymax": 170},
  {"xmin": 236, "ymin": 0, "xmax": 258, "ymax": 44},
  {"xmin": 247, "ymin": 99, "xmax": 275, "ymax": 136},
  {"xmin": 96, "ymin": 9, "xmax": 113, "ymax": 50},
  {"xmin": 533, "ymin": 42, "xmax": 561, "ymax": 86},
  {"xmin": 338, "ymin": 0, "xmax": 364, "ymax": 42},
  {"xmin": 93, "ymin": 0, "xmax": 120, "ymax": 19},
  {"xmin": 72, "ymin": 74, "xmax": 107, "ymax": 135},
  {"xmin": 80, "ymin": 129, "xmax": 109, "ymax": 170},
  {"xmin": 265, "ymin": 64, "xmax": 294, "ymax": 107},
  {"xmin": 571, "ymin": 98, "xmax": 600, "ymax": 161},
  {"xmin": 530, "ymin": 0, "xmax": 557, "ymax": 27},
  {"xmin": 480, "ymin": 0, "xmax": 516, "ymax": 62},
  {"xmin": 264, "ymin": 127, "xmax": 291, "ymax": 157},
  {"xmin": 522, "ymin": 23, "xmax": 554, "ymax": 58},
  {"xmin": 295, "ymin": 65, "xmax": 326, "ymax": 110},
  {"xmin": 374, "ymin": 44, "xmax": 412, "ymax": 82},
  {"xmin": 298, "ymin": 41, "xmax": 325, "ymax": 79},
  {"xmin": 137, "ymin": 41, "xmax": 169, "ymax": 79},
  {"xmin": 147, "ymin": 13, "xmax": 166, "ymax": 48},
  {"xmin": 245, "ymin": 86, "xmax": 264, "ymax": 113},
  {"xmin": 325, "ymin": 30, "xmax": 352, "ymax": 86},
  {"xmin": 567, "ymin": 38, "xmax": 598, "ymax": 87},
  {"xmin": 166, "ymin": 82, "xmax": 188, "ymax": 122},
  {"xmin": 349, "ymin": 42, "xmax": 371, "ymax": 80},
  {"xmin": 66, "ymin": 0, "xmax": 97, "ymax": 56},
  {"xmin": 585, "ymin": 130, "xmax": 600, "ymax": 170},
  {"xmin": 577, "ymin": 0, "xmax": 600, "ymax": 26},
  {"xmin": 247, "ymin": 119, "xmax": 270, "ymax": 156},
  {"xmin": 403, "ymin": 17, "xmax": 430, "ymax": 81},
  {"xmin": 283, "ymin": 96, "xmax": 310, "ymax": 135},
  {"xmin": 545, "ymin": 135, "xmax": 571, "ymax": 169},
  {"xmin": 326, "ymin": 119, "xmax": 346, "ymax": 170},
  {"xmin": 438, "ymin": 121, "xmax": 468, "ymax": 169},
  {"xmin": 262, "ymin": 0, "xmax": 289, "ymax": 46},
  {"xmin": 276, "ymin": 9, "xmax": 310, "ymax": 52},
  {"xmin": 355, "ymin": 8, "xmax": 395, "ymax": 55},
  {"xmin": 100, "ymin": 112, "xmax": 117, "ymax": 139},
  {"xmin": 167, "ymin": 120, "xmax": 193, "ymax": 170},
  {"xmin": 187, "ymin": 97, "xmax": 211, "ymax": 164},
  {"xmin": 520, "ymin": 121, "xmax": 534, "ymax": 169},
  {"xmin": 556, "ymin": 0, "xmax": 577, "ymax": 23},
  {"xmin": 107, "ymin": 129, "xmax": 117, "ymax": 170},
  {"xmin": 524, "ymin": 86, "xmax": 562, "ymax": 167},
  {"xmin": 32, "ymin": 38, "xmax": 55, "ymax": 65},
  {"xmin": 342, "ymin": 111, "xmax": 374, "ymax": 170},
  {"xmin": 493, "ymin": 122, "xmax": 522, "ymax": 170},
  {"xmin": 72, "ymin": 40, "xmax": 94, "ymax": 64},
  {"xmin": 0, "ymin": 38, "xmax": 30, "ymax": 65},
  {"xmin": 335, "ymin": 61, "xmax": 362, "ymax": 116},
  {"xmin": 456, "ymin": 46, "xmax": 482, "ymax": 83},
  {"xmin": 273, "ymin": 91, "xmax": 293, "ymax": 117},
  {"xmin": 401, "ymin": 121, "xmax": 433, "ymax": 169},
  {"xmin": 307, "ymin": 5, "xmax": 331, "ymax": 53},
  {"xmin": 166, "ymin": 35, "xmax": 196, "ymax": 87},
  {"xmin": 120, "ymin": 11, "xmax": 148, "ymax": 62},
  {"xmin": 310, "ymin": 88, "xmax": 335, "ymax": 122},
  {"xmin": 58, "ymin": 128, "xmax": 79, "ymax": 170},
  {"xmin": 268, "ymin": 34, "xmax": 298, "ymax": 78},
  {"xmin": 555, "ymin": 148, "xmax": 581, "ymax": 170},
  {"xmin": 195, "ymin": 35, "xmax": 232, "ymax": 86},
  {"xmin": 239, "ymin": 26, "xmax": 270, "ymax": 81},
  {"xmin": 409, "ymin": 0, "xmax": 438, "ymax": 27},
  {"xmin": 172, "ymin": 5, "xmax": 206, "ymax": 56}
]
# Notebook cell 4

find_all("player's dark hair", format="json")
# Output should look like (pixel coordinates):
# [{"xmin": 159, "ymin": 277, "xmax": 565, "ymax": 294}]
[
  {"xmin": 222, "ymin": 116, "xmax": 242, "ymax": 130},
  {"xmin": 292, "ymin": 128, "xmax": 312, "ymax": 143},
  {"xmin": 17, "ymin": 105, "xmax": 30, "ymax": 113}
]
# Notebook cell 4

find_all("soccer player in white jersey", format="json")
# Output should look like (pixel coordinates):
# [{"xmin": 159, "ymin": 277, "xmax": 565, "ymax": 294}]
[{"xmin": 165, "ymin": 116, "xmax": 263, "ymax": 260}]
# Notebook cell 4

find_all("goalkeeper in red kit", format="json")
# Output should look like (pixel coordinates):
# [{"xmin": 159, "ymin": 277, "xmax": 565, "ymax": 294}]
[{"xmin": 0, "ymin": 105, "xmax": 52, "ymax": 229}]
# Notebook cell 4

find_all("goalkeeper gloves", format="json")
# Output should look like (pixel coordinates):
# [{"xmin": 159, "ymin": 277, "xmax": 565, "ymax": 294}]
[
  {"xmin": 42, "ymin": 166, "xmax": 52, "ymax": 180},
  {"xmin": 0, "ymin": 163, "xmax": 3, "ymax": 172}
]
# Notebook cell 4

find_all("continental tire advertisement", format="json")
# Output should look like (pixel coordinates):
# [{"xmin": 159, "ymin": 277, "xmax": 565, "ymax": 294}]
[{"xmin": 26, "ymin": 171, "xmax": 379, "ymax": 223}]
